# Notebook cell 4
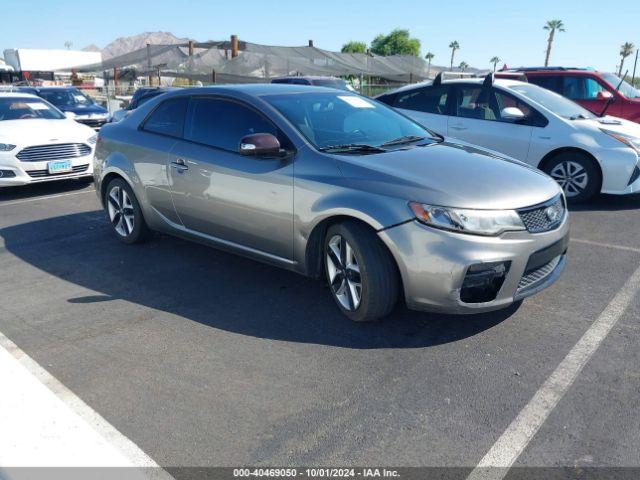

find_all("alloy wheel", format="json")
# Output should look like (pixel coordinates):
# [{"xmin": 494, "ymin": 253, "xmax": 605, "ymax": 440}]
[
  {"xmin": 549, "ymin": 160, "xmax": 589, "ymax": 198},
  {"xmin": 107, "ymin": 185, "xmax": 135, "ymax": 237},
  {"xmin": 326, "ymin": 235, "xmax": 362, "ymax": 311}
]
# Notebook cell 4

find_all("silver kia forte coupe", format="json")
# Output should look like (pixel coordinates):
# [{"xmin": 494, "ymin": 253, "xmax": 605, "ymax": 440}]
[{"xmin": 94, "ymin": 84, "xmax": 569, "ymax": 322}]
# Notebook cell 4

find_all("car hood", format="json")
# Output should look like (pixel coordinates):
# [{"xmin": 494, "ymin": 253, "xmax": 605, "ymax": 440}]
[
  {"xmin": 581, "ymin": 116, "xmax": 640, "ymax": 137},
  {"xmin": 58, "ymin": 103, "xmax": 108, "ymax": 115},
  {"xmin": 336, "ymin": 140, "xmax": 561, "ymax": 210},
  {"xmin": 0, "ymin": 119, "xmax": 95, "ymax": 146}
]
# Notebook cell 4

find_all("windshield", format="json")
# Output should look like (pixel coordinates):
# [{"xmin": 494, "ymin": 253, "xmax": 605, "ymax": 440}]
[
  {"xmin": 264, "ymin": 92, "xmax": 439, "ymax": 150},
  {"xmin": 508, "ymin": 83, "xmax": 595, "ymax": 119},
  {"xmin": 0, "ymin": 97, "xmax": 65, "ymax": 121},
  {"xmin": 38, "ymin": 89, "xmax": 95, "ymax": 108},
  {"xmin": 601, "ymin": 73, "xmax": 640, "ymax": 99}
]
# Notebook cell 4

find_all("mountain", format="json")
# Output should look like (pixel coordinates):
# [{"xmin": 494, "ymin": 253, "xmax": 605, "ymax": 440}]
[
  {"xmin": 81, "ymin": 44, "xmax": 101, "ymax": 52},
  {"xmin": 91, "ymin": 32, "xmax": 189, "ymax": 59}
]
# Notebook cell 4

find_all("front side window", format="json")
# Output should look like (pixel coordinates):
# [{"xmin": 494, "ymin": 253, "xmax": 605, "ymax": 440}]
[
  {"xmin": 142, "ymin": 97, "xmax": 189, "ymax": 137},
  {"xmin": 39, "ymin": 88, "xmax": 95, "ymax": 107},
  {"xmin": 184, "ymin": 97, "xmax": 277, "ymax": 151},
  {"xmin": 494, "ymin": 90, "xmax": 548, "ymax": 127},
  {"xmin": 0, "ymin": 97, "xmax": 65, "ymax": 121},
  {"xmin": 264, "ymin": 92, "xmax": 437, "ymax": 150},
  {"xmin": 455, "ymin": 86, "xmax": 499, "ymax": 120},
  {"xmin": 395, "ymin": 86, "xmax": 449, "ymax": 115},
  {"xmin": 562, "ymin": 76, "xmax": 606, "ymax": 100}
]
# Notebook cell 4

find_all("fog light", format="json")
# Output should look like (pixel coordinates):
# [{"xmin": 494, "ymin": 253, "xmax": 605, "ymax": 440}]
[
  {"xmin": 460, "ymin": 261, "xmax": 511, "ymax": 303},
  {"xmin": 0, "ymin": 170, "xmax": 16, "ymax": 178}
]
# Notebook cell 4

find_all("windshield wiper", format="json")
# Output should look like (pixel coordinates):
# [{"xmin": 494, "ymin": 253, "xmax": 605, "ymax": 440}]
[
  {"xmin": 380, "ymin": 135, "xmax": 426, "ymax": 147},
  {"xmin": 318, "ymin": 143, "xmax": 388, "ymax": 154}
]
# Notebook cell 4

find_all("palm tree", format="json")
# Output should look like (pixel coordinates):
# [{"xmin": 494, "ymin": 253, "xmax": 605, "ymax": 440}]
[
  {"xmin": 64, "ymin": 41, "xmax": 73, "ymax": 50},
  {"xmin": 425, "ymin": 52, "xmax": 435, "ymax": 77},
  {"xmin": 490, "ymin": 56, "xmax": 501, "ymax": 72},
  {"xmin": 543, "ymin": 20, "xmax": 565, "ymax": 66},
  {"xmin": 449, "ymin": 41, "xmax": 460, "ymax": 70},
  {"xmin": 618, "ymin": 42, "xmax": 635, "ymax": 76},
  {"xmin": 458, "ymin": 61, "xmax": 469, "ymax": 73}
]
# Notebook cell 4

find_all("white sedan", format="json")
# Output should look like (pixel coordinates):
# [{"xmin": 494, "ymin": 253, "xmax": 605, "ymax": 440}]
[
  {"xmin": 377, "ymin": 76, "xmax": 640, "ymax": 202},
  {"xmin": 0, "ymin": 93, "xmax": 96, "ymax": 187}
]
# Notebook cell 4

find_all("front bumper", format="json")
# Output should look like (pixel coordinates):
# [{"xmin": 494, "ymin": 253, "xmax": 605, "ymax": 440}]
[
  {"xmin": 0, "ymin": 155, "xmax": 94, "ymax": 187},
  {"xmin": 378, "ymin": 216, "xmax": 570, "ymax": 314}
]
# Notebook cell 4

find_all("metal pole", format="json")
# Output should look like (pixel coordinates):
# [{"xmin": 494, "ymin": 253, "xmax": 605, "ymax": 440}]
[
  {"xmin": 632, "ymin": 49, "xmax": 639, "ymax": 86},
  {"xmin": 231, "ymin": 35, "xmax": 239, "ymax": 58},
  {"xmin": 188, "ymin": 40, "xmax": 194, "ymax": 86},
  {"xmin": 146, "ymin": 42, "xmax": 152, "ymax": 85}
]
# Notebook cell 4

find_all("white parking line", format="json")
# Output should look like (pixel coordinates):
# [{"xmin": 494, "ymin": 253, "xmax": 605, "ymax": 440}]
[
  {"xmin": 0, "ymin": 331, "xmax": 171, "ymax": 478},
  {"xmin": 467, "ymin": 262, "xmax": 640, "ymax": 480},
  {"xmin": 0, "ymin": 189, "xmax": 96, "ymax": 207},
  {"xmin": 571, "ymin": 237, "xmax": 640, "ymax": 254}
]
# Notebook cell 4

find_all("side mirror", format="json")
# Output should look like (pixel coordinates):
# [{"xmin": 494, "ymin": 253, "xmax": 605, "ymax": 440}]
[
  {"xmin": 501, "ymin": 107, "xmax": 526, "ymax": 122},
  {"xmin": 596, "ymin": 90, "xmax": 614, "ymax": 101},
  {"xmin": 239, "ymin": 133, "xmax": 281, "ymax": 157},
  {"xmin": 65, "ymin": 111, "xmax": 76, "ymax": 120}
]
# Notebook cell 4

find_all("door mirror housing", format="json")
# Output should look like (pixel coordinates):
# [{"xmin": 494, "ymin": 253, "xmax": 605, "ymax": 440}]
[
  {"xmin": 596, "ymin": 90, "xmax": 614, "ymax": 101},
  {"xmin": 239, "ymin": 133, "xmax": 281, "ymax": 157},
  {"xmin": 500, "ymin": 107, "xmax": 526, "ymax": 122}
]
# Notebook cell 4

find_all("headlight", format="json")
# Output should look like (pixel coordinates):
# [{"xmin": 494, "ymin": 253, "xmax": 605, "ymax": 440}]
[
  {"xmin": 601, "ymin": 129, "xmax": 640, "ymax": 152},
  {"xmin": 409, "ymin": 202, "xmax": 526, "ymax": 236},
  {"xmin": 87, "ymin": 134, "xmax": 98, "ymax": 145},
  {"xmin": 0, "ymin": 143, "xmax": 16, "ymax": 152}
]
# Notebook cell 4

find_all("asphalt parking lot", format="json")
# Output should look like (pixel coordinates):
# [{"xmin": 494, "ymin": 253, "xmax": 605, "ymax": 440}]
[{"xmin": 1, "ymin": 180, "xmax": 639, "ymax": 478}]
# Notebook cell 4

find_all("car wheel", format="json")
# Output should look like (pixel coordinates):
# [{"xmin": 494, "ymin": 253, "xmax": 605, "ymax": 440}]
[
  {"xmin": 544, "ymin": 152, "xmax": 600, "ymax": 203},
  {"xmin": 324, "ymin": 221, "xmax": 399, "ymax": 322},
  {"xmin": 105, "ymin": 178, "xmax": 150, "ymax": 244}
]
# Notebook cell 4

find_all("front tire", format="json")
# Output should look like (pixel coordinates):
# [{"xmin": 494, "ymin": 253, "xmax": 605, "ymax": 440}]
[
  {"xmin": 324, "ymin": 221, "xmax": 399, "ymax": 322},
  {"xmin": 543, "ymin": 152, "xmax": 600, "ymax": 203},
  {"xmin": 104, "ymin": 178, "xmax": 150, "ymax": 244}
]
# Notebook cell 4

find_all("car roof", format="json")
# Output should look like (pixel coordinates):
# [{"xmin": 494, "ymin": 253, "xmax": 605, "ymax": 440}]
[
  {"xmin": 387, "ymin": 77, "xmax": 527, "ymax": 94},
  {"xmin": 20, "ymin": 86, "xmax": 78, "ymax": 91},
  {"xmin": 163, "ymin": 83, "xmax": 352, "ymax": 97},
  {"xmin": 0, "ymin": 92, "xmax": 41, "ymax": 98},
  {"xmin": 271, "ymin": 76, "xmax": 344, "ymax": 81}
]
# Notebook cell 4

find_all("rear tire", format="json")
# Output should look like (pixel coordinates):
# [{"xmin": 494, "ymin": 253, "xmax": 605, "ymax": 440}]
[
  {"xmin": 543, "ymin": 152, "xmax": 600, "ymax": 203},
  {"xmin": 324, "ymin": 221, "xmax": 399, "ymax": 322},
  {"xmin": 104, "ymin": 178, "xmax": 150, "ymax": 244}
]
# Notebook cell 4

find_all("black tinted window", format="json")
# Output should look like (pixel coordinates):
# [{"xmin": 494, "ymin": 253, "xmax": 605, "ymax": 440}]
[
  {"xmin": 143, "ymin": 97, "xmax": 188, "ymax": 137},
  {"xmin": 185, "ymin": 97, "xmax": 277, "ymax": 151},
  {"xmin": 395, "ymin": 86, "xmax": 449, "ymax": 114},
  {"xmin": 527, "ymin": 76, "xmax": 563, "ymax": 95},
  {"xmin": 455, "ymin": 86, "xmax": 499, "ymax": 120}
]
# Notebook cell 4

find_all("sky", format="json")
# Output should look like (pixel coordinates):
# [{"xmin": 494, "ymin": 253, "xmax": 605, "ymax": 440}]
[{"xmin": 1, "ymin": 0, "xmax": 638, "ymax": 73}]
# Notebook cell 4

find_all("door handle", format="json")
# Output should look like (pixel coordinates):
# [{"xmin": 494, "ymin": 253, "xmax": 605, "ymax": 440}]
[
  {"xmin": 449, "ymin": 125, "xmax": 468, "ymax": 131},
  {"xmin": 170, "ymin": 158, "xmax": 188, "ymax": 172}
]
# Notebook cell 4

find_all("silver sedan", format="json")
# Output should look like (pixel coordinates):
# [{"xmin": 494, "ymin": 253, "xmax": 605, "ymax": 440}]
[{"xmin": 94, "ymin": 85, "xmax": 569, "ymax": 322}]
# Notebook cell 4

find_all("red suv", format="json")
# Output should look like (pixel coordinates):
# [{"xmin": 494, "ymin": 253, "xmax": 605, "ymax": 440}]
[{"xmin": 496, "ymin": 68, "xmax": 640, "ymax": 123}]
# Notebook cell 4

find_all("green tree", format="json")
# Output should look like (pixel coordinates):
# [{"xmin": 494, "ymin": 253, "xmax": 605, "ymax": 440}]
[
  {"xmin": 490, "ymin": 56, "xmax": 501, "ymax": 72},
  {"xmin": 618, "ymin": 42, "xmax": 635, "ymax": 76},
  {"xmin": 425, "ymin": 52, "xmax": 435, "ymax": 77},
  {"xmin": 64, "ymin": 41, "xmax": 73, "ymax": 50},
  {"xmin": 370, "ymin": 29, "xmax": 421, "ymax": 56},
  {"xmin": 449, "ymin": 41, "xmax": 460, "ymax": 70},
  {"xmin": 341, "ymin": 41, "xmax": 367, "ymax": 54},
  {"xmin": 459, "ymin": 61, "xmax": 469, "ymax": 73},
  {"xmin": 543, "ymin": 20, "xmax": 565, "ymax": 66}
]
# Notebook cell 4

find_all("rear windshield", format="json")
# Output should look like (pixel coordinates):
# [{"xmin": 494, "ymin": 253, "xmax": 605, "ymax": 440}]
[
  {"xmin": 38, "ymin": 89, "xmax": 95, "ymax": 107},
  {"xmin": 0, "ymin": 97, "xmax": 65, "ymax": 121}
]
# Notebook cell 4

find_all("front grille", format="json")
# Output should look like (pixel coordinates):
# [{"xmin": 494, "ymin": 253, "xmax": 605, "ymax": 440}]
[
  {"xmin": 77, "ymin": 118, "xmax": 107, "ymax": 128},
  {"xmin": 16, "ymin": 143, "xmax": 92, "ymax": 162},
  {"xmin": 26, "ymin": 164, "xmax": 89, "ymax": 178},
  {"xmin": 517, "ymin": 255, "xmax": 561, "ymax": 293},
  {"xmin": 518, "ymin": 195, "xmax": 565, "ymax": 233}
]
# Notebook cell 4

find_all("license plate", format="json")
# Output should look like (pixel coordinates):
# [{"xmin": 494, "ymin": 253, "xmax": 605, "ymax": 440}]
[{"xmin": 48, "ymin": 160, "xmax": 72, "ymax": 174}]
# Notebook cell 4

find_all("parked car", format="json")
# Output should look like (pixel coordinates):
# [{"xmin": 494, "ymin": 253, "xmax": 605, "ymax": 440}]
[
  {"xmin": 109, "ymin": 87, "xmax": 178, "ymax": 123},
  {"xmin": 95, "ymin": 84, "xmax": 568, "ymax": 322},
  {"xmin": 271, "ymin": 76, "xmax": 356, "ymax": 92},
  {"xmin": 18, "ymin": 86, "xmax": 109, "ymax": 129},
  {"xmin": 377, "ymin": 75, "xmax": 640, "ymax": 202},
  {"xmin": 0, "ymin": 93, "xmax": 95, "ymax": 186},
  {"xmin": 496, "ymin": 67, "xmax": 640, "ymax": 123}
]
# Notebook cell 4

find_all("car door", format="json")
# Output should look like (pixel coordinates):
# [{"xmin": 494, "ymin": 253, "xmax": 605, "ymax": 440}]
[
  {"xmin": 167, "ymin": 95, "xmax": 294, "ymax": 261},
  {"xmin": 447, "ymin": 84, "xmax": 534, "ymax": 161},
  {"xmin": 392, "ymin": 84, "xmax": 451, "ymax": 135}
]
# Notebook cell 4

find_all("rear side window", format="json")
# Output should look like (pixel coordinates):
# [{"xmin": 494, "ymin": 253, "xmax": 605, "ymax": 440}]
[
  {"xmin": 527, "ymin": 75, "xmax": 563, "ymax": 95},
  {"xmin": 184, "ymin": 97, "xmax": 277, "ymax": 151},
  {"xmin": 394, "ymin": 86, "xmax": 449, "ymax": 114},
  {"xmin": 142, "ymin": 97, "xmax": 188, "ymax": 137},
  {"xmin": 562, "ymin": 76, "xmax": 606, "ymax": 100},
  {"xmin": 455, "ymin": 86, "xmax": 499, "ymax": 120}
]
